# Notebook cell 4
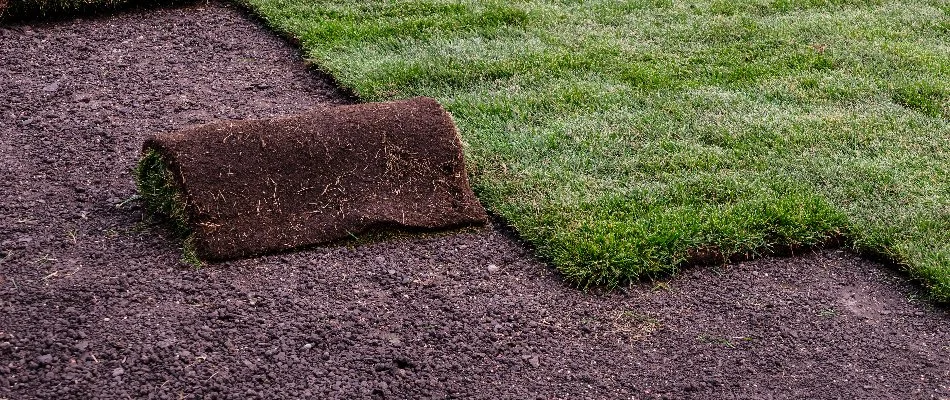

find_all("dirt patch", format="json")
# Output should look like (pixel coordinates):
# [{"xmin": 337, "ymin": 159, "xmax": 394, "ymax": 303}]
[
  {"xmin": 141, "ymin": 97, "xmax": 486, "ymax": 260},
  {"xmin": 1, "ymin": 2, "xmax": 948, "ymax": 399}
]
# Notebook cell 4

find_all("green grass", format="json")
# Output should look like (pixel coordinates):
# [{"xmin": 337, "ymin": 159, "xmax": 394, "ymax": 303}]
[
  {"xmin": 135, "ymin": 149, "xmax": 202, "ymax": 266},
  {"xmin": 245, "ymin": 0, "xmax": 949, "ymax": 301},
  {"xmin": 243, "ymin": 0, "xmax": 950, "ymax": 300}
]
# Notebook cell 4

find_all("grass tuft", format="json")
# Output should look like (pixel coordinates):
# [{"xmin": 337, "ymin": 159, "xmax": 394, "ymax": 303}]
[
  {"xmin": 892, "ymin": 82, "xmax": 950, "ymax": 119},
  {"xmin": 135, "ymin": 149, "xmax": 201, "ymax": 267}
]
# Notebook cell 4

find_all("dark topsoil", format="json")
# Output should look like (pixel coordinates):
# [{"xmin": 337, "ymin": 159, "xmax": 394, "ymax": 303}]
[
  {"xmin": 144, "ymin": 97, "xmax": 486, "ymax": 260},
  {"xmin": 0, "ymin": 2, "xmax": 948, "ymax": 399}
]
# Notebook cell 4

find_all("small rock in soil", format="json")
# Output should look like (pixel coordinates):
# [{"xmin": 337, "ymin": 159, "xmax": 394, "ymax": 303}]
[{"xmin": 525, "ymin": 355, "xmax": 540, "ymax": 368}]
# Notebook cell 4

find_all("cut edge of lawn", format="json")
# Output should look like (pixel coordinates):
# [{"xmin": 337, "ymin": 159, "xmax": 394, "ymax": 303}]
[
  {"xmin": 479, "ymin": 179, "xmax": 950, "ymax": 302},
  {"xmin": 231, "ymin": 0, "xmax": 949, "ymax": 303},
  {"xmin": 488, "ymin": 201, "xmax": 850, "ymax": 276}
]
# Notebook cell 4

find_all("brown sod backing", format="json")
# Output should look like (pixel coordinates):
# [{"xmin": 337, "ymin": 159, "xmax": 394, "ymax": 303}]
[{"xmin": 141, "ymin": 97, "xmax": 488, "ymax": 260}]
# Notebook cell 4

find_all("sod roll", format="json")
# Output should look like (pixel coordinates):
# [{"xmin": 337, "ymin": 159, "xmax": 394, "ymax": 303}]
[{"xmin": 139, "ymin": 97, "xmax": 488, "ymax": 260}]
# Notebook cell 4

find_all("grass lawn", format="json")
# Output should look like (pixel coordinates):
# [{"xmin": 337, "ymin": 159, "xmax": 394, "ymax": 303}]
[{"xmin": 243, "ymin": 0, "xmax": 950, "ymax": 300}]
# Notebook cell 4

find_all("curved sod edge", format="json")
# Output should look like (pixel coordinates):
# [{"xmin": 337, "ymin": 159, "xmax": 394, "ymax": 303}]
[{"xmin": 134, "ymin": 148, "xmax": 202, "ymax": 266}]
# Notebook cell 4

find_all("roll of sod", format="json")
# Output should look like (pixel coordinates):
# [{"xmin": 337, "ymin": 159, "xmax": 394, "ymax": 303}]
[{"xmin": 137, "ymin": 97, "xmax": 488, "ymax": 261}]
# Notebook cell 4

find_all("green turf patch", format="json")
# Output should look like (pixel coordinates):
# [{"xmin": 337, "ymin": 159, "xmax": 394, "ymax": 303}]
[
  {"xmin": 893, "ymin": 81, "xmax": 950, "ymax": 119},
  {"xmin": 244, "ymin": 0, "xmax": 950, "ymax": 301},
  {"xmin": 135, "ymin": 149, "xmax": 201, "ymax": 266}
]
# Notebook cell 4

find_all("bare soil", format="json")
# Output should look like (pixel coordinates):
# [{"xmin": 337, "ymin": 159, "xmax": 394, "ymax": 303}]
[{"xmin": 1, "ymin": 2, "xmax": 948, "ymax": 399}]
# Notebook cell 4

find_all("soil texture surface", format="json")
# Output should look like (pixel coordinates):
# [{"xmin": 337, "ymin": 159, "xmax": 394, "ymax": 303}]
[
  {"xmin": 143, "ymin": 97, "xmax": 485, "ymax": 260},
  {"xmin": 1, "ymin": 2, "xmax": 948, "ymax": 399}
]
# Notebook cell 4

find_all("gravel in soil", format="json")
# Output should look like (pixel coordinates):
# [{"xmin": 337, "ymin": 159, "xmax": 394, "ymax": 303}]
[{"xmin": 1, "ymin": 2, "xmax": 948, "ymax": 399}]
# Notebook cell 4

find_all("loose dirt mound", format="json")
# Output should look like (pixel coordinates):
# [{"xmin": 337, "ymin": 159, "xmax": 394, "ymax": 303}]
[{"xmin": 140, "ymin": 97, "xmax": 488, "ymax": 260}]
